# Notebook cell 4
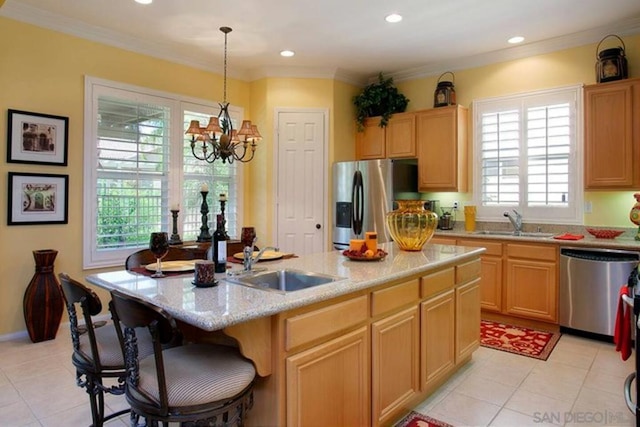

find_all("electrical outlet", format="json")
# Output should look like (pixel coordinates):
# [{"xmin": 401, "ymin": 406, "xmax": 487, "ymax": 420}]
[
  {"xmin": 453, "ymin": 201, "xmax": 459, "ymax": 210},
  {"xmin": 584, "ymin": 201, "xmax": 592, "ymax": 214}
]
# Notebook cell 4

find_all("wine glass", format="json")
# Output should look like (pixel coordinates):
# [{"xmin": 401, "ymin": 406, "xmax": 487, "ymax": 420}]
[{"xmin": 149, "ymin": 232, "xmax": 169, "ymax": 278}]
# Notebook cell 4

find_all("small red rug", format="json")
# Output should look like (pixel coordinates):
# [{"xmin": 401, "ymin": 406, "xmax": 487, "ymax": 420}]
[
  {"xmin": 394, "ymin": 411, "xmax": 453, "ymax": 427},
  {"xmin": 480, "ymin": 319, "xmax": 560, "ymax": 360}
]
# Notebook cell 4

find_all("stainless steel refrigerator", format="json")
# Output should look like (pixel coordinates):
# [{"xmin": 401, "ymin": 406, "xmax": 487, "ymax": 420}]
[{"xmin": 332, "ymin": 159, "xmax": 418, "ymax": 250}]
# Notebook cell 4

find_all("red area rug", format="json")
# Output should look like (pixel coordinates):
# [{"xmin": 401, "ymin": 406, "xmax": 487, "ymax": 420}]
[
  {"xmin": 394, "ymin": 411, "xmax": 453, "ymax": 427},
  {"xmin": 480, "ymin": 319, "xmax": 560, "ymax": 360}
]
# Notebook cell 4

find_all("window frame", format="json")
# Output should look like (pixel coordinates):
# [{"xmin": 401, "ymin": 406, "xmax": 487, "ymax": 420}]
[
  {"xmin": 83, "ymin": 76, "xmax": 243, "ymax": 269},
  {"xmin": 472, "ymin": 84, "xmax": 584, "ymax": 225}
]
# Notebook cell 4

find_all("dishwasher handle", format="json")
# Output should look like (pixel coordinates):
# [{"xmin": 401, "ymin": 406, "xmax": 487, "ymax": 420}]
[{"xmin": 560, "ymin": 248, "xmax": 640, "ymax": 263}]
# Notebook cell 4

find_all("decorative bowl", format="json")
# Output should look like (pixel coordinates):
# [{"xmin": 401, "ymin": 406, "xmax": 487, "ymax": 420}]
[{"xmin": 585, "ymin": 228, "xmax": 624, "ymax": 239}]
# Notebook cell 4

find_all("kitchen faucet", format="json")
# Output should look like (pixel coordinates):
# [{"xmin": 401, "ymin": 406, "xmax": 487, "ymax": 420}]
[
  {"xmin": 503, "ymin": 210, "xmax": 523, "ymax": 235},
  {"xmin": 242, "ymin": 237, "xmax": 279, "ymax": 273}
]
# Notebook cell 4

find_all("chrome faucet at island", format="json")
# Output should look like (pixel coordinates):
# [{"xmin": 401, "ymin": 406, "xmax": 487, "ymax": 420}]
[
  {"xmin": 242, "ymin": 239, "xmax": 279, "ymax": 273},
  {"xmin": 503, "ymin": 209, "xmax": 523, "ymax": 235}
]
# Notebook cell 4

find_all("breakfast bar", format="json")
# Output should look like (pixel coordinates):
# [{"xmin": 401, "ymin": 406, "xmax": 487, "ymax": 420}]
[{"xmin": 86, "ymin": 243, "xmax": 484, "ymax": 427}]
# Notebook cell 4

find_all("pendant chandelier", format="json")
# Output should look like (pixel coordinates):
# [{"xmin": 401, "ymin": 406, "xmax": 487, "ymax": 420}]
[{"xmin": 185, "ymin": 27, "xmax": 261, "ymax": 164}]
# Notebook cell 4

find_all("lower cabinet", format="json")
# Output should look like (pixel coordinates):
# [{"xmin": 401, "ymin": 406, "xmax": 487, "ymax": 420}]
[
  {"xmin": 286, "ymin": 326, "xmax": 370, "ymax": 427},
  {"xmin": 421, "ymin": 289, "xmax": 455, "ymax": 390},
  {"xmin": 456, "ymin": 278, "xmax": 481, "ymax": 362},
  {"xmin": 372, "ymin": 306, "xmax": 420, "ymax": 426},
  {"xmin": 458, "ymin": 239, "xmax": 503, "ymax": 313}
]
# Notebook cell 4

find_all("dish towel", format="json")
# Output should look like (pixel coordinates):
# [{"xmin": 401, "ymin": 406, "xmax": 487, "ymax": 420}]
[{"xmin": 614, "ymin": 285, "xmax": 632, "ymax": 361}]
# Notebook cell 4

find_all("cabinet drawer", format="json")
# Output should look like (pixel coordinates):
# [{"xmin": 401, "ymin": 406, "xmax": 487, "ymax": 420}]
[
  {"xmin": 421, "ymin": 267, "xmax": 455, "ymax": 299},
  {"xmin": 371, "ymin": 279, "xmax": 419, "ymax": 317},
  {"xmin": 456, "ymin": 259, "xmax": 481, "ymax": 285},
  {"xmin": 285, "ymin": 295, "xmax": 369, "ymax": 351},
  {"xmin": 457, "ymin": 239, "xmax": 503, "ymax": 256},
  {"xmin": 507, "ymin": 243, "xmax": 556, "ymax": 261}
]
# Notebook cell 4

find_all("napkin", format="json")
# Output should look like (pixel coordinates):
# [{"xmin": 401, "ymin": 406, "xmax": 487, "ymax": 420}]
[{"xmin": 553, "ymin": 233, "xmax": 584, "ymax": 240}]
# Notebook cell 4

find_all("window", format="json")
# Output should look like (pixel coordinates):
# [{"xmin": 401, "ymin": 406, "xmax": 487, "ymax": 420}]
[
  {"xmin": 472, "ymin": 85, "xmax": 583, "ymax": 224},
  {"xmin": 83, "ymin": 77, "xmax": 243, "ymax": 268}
]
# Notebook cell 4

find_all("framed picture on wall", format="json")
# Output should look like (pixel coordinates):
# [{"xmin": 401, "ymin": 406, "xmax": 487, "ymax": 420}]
[
  {"xmin": 8, "ymin": 172, "xmax": 69, "ymax": 225},
  {"xmin": 7, "ymin": 109, "xmax": 69, "ymax": 166}
]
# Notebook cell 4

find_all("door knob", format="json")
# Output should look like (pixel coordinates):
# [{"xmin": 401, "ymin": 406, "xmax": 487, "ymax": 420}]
[{"xmin": 316, "ymin": 224, "xmax": 321, "ymax": 229}]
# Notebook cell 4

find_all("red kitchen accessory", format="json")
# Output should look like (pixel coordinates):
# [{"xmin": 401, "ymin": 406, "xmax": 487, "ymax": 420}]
[{"xmin": 585, "ymin": 228, "xmax": 624, "ymax": 239}]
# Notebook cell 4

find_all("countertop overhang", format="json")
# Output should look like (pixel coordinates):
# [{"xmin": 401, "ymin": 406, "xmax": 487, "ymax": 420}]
[{"xmin": 86, "ymin": 243, "xmax": 484, "ymax": 331}]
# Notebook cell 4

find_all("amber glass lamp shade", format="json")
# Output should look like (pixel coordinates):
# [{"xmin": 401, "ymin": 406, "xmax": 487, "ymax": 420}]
[{"xmin": 385, "ymin": 200, "xmax": 438, "ymax": 251}]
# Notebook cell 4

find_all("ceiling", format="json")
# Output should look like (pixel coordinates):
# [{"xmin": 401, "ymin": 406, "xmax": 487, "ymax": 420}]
[{"xmin": 2, "ymin": 0, "xmax": 640, "ymax": 85}]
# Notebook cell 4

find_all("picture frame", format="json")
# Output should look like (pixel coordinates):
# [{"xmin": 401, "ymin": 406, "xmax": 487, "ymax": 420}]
[
  {"xmin": 7, "ymin": 109, "xmax": 69, "ymax": 166},
  {"xmin": 8, "ymin": 172, "xmax": 69, "ymax": 225}
]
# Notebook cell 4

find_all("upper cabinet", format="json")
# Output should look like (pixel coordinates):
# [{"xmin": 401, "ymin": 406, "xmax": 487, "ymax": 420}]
[
  {"xmin": 416, "ymin": 105, "xmax": 468, "ymax": 192},
  {"xmin": 584, "ymin": 78, "xmax": 640, "ymax": 189},
  {"xmin": 356, "ymin": 112, "xmax": 416, "ymax": 160}
]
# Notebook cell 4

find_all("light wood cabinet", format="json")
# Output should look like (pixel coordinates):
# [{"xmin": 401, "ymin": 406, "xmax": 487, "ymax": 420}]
[
  {"xmin": 458, "ymin": 239, "xmax": 503, "ymax": 313},
  {"xmin": 421, "ymin": 289, "xmax": 455, "ymax": 390},
  {"xmin": 286, "ymin": 326, "xmax": 370, "ymax": 427},
  {"xmin": 456, "ymin": 278, "xmax": 481, "ymax": 362},
  {"xmin": 372, "ymin": 306, "xmax": 419, "ymax": 426},
  {"xmin": 356, "ymin": 113, "xmax": 416, "ymax": 160},
  {"xmin": 505, "ymin": 243, "xmax": 558, "ymax": 322},
  {"xmin": 584, "ymin": 78, "xmax": 640, "ymax": 189},
  {"xmin": 356, "ymin": 118, "xmax": 386, "ymax": 159},
  {"xmin": 416, "ymin": 105, "xmax": 468, "ymax": 192},
  {"xmin": 386, "ymin": 112, "xmax": 416, "ymax": 158}
]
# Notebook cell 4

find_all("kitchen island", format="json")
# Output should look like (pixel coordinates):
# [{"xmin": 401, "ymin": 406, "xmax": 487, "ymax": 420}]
[{"xmin": 87, "ymin": 243, "xmax": 484, "ymax": 427}]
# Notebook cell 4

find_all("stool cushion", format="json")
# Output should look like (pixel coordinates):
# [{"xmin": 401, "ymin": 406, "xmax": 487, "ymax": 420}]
[
  {"xmin": 78, "ymin": 322, "xmax": 154, "ymax": 369},
  {"xmin": 130, "ymin": 344, "xmax": 256, "ymax": 407}
]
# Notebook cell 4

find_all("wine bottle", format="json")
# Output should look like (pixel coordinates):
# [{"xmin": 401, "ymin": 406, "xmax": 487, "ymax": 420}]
[{"xmin": 213, "ymin": 214, "xmax": 227, "ymax": 273}]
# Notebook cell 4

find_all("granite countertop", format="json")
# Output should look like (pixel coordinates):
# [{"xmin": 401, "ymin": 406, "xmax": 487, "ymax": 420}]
[
  {"xmin": 86, "ymin": 243, "xmax": 484, "ymax": 331},
  {"xmin": 435, "ymin": 222, "xmax": 640, "ymax": 251}
]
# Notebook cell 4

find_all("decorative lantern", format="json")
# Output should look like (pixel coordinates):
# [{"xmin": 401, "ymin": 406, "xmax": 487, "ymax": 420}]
[
  {"xmin": 595, "ymin": 34, "xmax": 628, "ymax": 83},
  {"xmin": 433, "ymin": 72, "xmax": 456, "ymax": 108}
]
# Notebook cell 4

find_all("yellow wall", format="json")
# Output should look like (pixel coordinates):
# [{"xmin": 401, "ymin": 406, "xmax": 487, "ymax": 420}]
[
  {"xmin": 0, "ymin": 17, "xmax": 251, "ymax": 336},
  {"xmin": 397, "ymin": 33, "xmax": 640, "ymax": 227}
]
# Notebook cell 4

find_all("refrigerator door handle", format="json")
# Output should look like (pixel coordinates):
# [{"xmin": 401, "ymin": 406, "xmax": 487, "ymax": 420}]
[{"xmin": 352, "ymin": 171, "xmax": 364, "ymax": 236}]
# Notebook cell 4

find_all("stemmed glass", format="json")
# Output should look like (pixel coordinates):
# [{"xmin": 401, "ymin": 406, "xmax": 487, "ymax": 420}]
[{"xmin": 149, "ymin": 232, "xmax": 169, "ymax": 278}]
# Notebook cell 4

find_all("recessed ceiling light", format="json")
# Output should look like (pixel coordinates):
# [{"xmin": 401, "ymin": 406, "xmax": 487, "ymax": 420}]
[
  {"xmin": 135, "ymin": 0, "xmax": 152, "ymax": 4},
  {"xmin": 508, "ymin": 36, "xmax": 524, "ymax": 44},
  {"xmin": 280, "ymin": 50, "xmax": 295, "ymax": 57},
  {"xmin": 385, "ymin": 14, "xmax": 402, "ymax": 23}
]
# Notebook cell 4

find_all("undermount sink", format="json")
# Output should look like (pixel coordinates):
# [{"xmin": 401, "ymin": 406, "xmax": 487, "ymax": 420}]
[
  {"xmin": 473, "ymin": 230, "xmax": 554, "ymax": 238},
  {"xmin": 225, "ymin": 269, "xmax": 345, "ymax": 293}
]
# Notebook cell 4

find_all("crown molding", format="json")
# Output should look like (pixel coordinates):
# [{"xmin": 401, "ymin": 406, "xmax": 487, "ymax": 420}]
[{"xmin": 389, "ymin": 15, "xmax": 640, "ymax": 83}]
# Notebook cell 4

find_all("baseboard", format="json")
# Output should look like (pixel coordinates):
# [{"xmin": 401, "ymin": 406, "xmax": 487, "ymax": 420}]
[{"xmin": 0, "ymin": 313, "xmax": 112, "ymax": 343}]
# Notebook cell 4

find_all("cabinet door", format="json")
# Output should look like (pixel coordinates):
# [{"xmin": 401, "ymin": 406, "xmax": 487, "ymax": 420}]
[
  {"xmin": 421, "ymin": 289, "xmax": 455, "ymax": 390},
  {"xmin": 386, "ymin": 112, "xmax": 416, "ymax": 158},
  {"xmin": 372, "ymin": 306, "xmax": 419, "ymax": 426},
  {"xmin": 286, "ymin": 326, "xmax": 370, "ymax": 427},
  {"xmin": 416, "ymin": 105, "xmax": 468, "ymax": 192},
  {"xmin": 584, "ymin": 80, "xmax": 636, "ymax": 188},
  {"xmin": 457, "ymin": 239, "xmax": 503, "ymax": 313},
  {"xmin": 505, "ymin": 259, "xmax": 557, "ymax": 322},
  {"xmin": 456, "ymin": 279, "xmax": 481, "ymax": 363},
  {"xmin": 356, "ymin": 118, "xmax": 385, "ymax": 159}
]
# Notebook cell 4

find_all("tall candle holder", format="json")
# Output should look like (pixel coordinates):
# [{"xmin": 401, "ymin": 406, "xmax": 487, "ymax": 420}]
[
  {"xmin": 196, "ymin": 191, "xmax": 212, "ymax": 242},
  {"xmin": 169, "ymin": 209, "xmax": 183, "ymax": 245},
  {"xmin": 219, "ymin": 193, "xmax": 230, "ymax": 239}
]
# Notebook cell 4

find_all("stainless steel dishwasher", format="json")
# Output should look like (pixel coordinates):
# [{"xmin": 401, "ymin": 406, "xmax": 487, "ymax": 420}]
[{"xmin": 560, "ymin": 247, "xmax": 639, "ymax": 339}]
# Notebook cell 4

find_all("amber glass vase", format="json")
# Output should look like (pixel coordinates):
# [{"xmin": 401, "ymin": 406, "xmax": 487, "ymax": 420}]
[{"xmin": 385, "ymin": 200, "xmax": 438, "ymax": 251}]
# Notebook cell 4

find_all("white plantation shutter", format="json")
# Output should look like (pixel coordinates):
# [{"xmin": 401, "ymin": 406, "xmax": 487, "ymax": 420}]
[
  {"xmin": 84, "ymin": 78, "xmax": 243, "ymax": 268},
  {"xmin": 474, "ymin": 85, "xmax": 582, "ymax": 223}
]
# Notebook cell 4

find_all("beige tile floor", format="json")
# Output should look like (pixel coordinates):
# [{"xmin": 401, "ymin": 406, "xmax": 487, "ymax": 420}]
[{"xmin": 0, "ymin": 330, "xmax": 636, "ymax": 426}]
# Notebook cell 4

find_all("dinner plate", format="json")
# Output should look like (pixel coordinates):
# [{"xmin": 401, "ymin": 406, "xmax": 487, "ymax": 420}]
[
  {"xmin": 144, "ymin": 260, "xmax": 196, "ymax": 272},
  {"xmin": 232, "ymin": 250, "xmax": 284, "ymax": 261}
]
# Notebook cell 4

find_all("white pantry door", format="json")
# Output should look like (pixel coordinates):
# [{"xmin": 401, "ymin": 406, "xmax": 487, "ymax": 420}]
[{"xmin": 275, "ymin": 109, "xmax": 327, "ymax": 255}]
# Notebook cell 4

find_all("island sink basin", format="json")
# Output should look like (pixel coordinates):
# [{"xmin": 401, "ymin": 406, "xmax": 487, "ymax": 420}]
[
  {"xmin": 473, "ymin": 230, "xmax": 554, "ymax": 238},
  {"xmin": 226, "ymin": 269, "xmax": 345, "ymax": 293}
]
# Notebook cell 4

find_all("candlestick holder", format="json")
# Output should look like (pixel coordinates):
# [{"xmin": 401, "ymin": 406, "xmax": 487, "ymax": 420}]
[
  {"xmin": 219, "ymin": 198, "xmax": 230, "ymax": 240},
  {"xmin": 196, "ymin": 191, "xmax": 212, "ymax": 242},
  {"xmin": 169, "ymin": 209, "xmax": 183, "ymax": 245}
]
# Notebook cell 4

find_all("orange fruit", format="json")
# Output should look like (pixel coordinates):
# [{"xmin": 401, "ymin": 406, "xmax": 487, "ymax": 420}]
[{"xmin": 364, "ymin": 249, "xmax": 374, "ymax": 258}]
